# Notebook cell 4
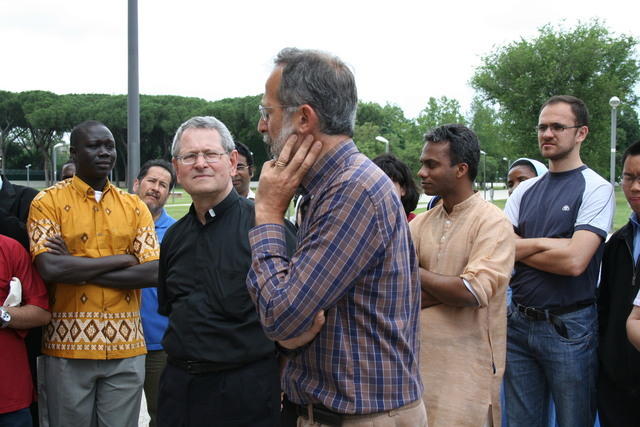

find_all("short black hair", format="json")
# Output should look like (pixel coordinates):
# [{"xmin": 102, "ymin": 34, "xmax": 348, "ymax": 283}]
[
  {"xmin": 372, "ymin": 153, "xmax": 419, "ymax": 215},
  {"xmin": 70, "ymin": 120, "xmax": 108, "ymax": 147},
  {"xmin": 424, "ymin": 124, "xmax": 480, "ymax": 181},
  {"xmin": 541, "ymin": 95, "xmax": 589, "ymax": 127},
  {"xmin": 137, "ymin": 159, "xmax": 176, "ymax": 190},
  {"xmin": 235, "ymin": 142, "xmax": 254, "ymax": 166},
  {"xmin": 622, "ymin": 141, "xmax": 640, "ymax": 167}
]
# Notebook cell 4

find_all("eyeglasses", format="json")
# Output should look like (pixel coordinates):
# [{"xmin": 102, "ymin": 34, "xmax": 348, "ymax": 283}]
[
  {"xmin": 535, "ymin": 123, "xmax": 584, "ymax": 134},
  {"xmin": 258, "ymin": 104, "xmax": 297, "ymax": 121},
  {"xmin": 622, "ymin": 174, "xmax": 640, "ymax": 186},
  {"xmin": 174, "ymin": 151, "xmax": 227, "ymax": 165},
  {"xmin": 236, "ymin": 163, "xmax": 250, "ymax": 171}
]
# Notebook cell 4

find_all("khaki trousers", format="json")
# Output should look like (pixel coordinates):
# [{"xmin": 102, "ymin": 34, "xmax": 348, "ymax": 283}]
[{"xmin": 297, "ymin": 400, "xmax": 427, "ymax": 427}]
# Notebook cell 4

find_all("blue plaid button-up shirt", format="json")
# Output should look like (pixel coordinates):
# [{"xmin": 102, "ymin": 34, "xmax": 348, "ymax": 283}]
[{"xmin": 247, "ymin": 140, "xmax": 423, "ymax": 414}]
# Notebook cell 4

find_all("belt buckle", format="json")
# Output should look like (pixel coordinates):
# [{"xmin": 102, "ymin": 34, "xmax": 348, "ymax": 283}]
[
  {"xmin": 522, "ymin": 305, "xmax": 541, "ymax": 320},
  {"xmin": 523, "ymin": 306, "xmax": 535, "ymax": 318}
]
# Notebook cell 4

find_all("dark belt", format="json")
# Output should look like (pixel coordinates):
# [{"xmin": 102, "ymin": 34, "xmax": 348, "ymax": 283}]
[
  {"xmin": 515, "ymin": 301, "xmax": 593, "ymax": 339},
  {"xmin": 167, "ymin": 357, "xmax": 247, "ymax": 374}
]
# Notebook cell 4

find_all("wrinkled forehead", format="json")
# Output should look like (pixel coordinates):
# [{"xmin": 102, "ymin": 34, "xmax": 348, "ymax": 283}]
[
  {"xmin": 81, "ymin": 124, "xmax": 114, "ymax": 144},
  {"xmin": 539, "ymin": 102, "xmax": 576, "ymax": 124},
  {"xmin": 179, "ymin": 127, "xmax": 224, "ymax": 152}
]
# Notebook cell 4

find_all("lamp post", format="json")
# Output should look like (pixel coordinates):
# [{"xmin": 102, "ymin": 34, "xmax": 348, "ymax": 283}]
[
  {"xmin": 480, "ymin": 150, "xmax": 487, "ymax": 200},
  {"xmin": 25, "ymin": 164, "xmax": 32, "ymax": 187},
  {"xmin": 52, "ymin": 142, "xmax": 67, "ymax": 183},
  {"xmin": 375, "ymin": 135, "xmax": 390, "ymax": 153},
  {"xmin": 609, "ymin": 96, "xmax": 621, "ymax": 186},
  {"xmin": 502, "ymin": 157, "xmax": 509, "ymax": 181}
]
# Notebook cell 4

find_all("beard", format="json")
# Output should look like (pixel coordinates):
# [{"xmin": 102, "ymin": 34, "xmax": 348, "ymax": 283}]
[{"xmin": 263, "ymin": 119, "xmax": 296, "ymax": 159}]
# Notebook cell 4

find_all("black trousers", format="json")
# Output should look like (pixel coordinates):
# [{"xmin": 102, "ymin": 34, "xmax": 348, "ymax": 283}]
[
  {"xmin": 157, "ymin": 355, "xmax": 281, "ymax": 427},
  {"xmin": 597, "ymin": 369, "xmax": 640, "ymax": 427}
]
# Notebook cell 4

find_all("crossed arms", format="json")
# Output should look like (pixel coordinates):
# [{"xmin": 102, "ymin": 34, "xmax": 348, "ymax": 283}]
[
  {"xmin": 514, "ymin": 230, "xmax": 602, "ymax": 277},
  {"xmin": 34, "ymin": 235, "xmax": 158, "ymax": 289}
]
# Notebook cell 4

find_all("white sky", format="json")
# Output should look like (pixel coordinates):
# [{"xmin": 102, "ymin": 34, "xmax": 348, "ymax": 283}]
[{"xmin": 1, "ymin": 0, "xmax": 638, "ymax": 119}]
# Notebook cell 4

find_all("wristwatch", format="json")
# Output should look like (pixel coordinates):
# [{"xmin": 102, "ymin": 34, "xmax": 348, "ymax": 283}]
[{"xmin": 0, "ymin": 307, "xmax": 11, "ymax": 328}]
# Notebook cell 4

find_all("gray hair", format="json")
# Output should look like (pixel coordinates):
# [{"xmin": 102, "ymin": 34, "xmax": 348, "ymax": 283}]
[
  {"xmin": 275, "ymin": 48, "xmax": 358, "ymax": 137},
  {"xmin": 171, "ymin": 116, "xmax": 235, "ymax": 157}
]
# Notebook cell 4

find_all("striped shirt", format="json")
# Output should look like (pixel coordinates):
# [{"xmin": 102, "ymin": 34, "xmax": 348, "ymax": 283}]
[{"xmin": 247, "ymin": 140, "xmax": 423, "ymax": 414}]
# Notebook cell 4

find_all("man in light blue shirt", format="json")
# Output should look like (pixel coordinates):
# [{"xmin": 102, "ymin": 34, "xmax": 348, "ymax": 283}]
[{"xmin": 133, "ymin": 159, "xmax": 176, "ymax": 427}]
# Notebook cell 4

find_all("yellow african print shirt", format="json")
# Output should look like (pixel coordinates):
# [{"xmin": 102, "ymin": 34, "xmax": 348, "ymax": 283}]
[{"xmin": 28, "ymin": 176, "xmax": 159, "ymax": 359}]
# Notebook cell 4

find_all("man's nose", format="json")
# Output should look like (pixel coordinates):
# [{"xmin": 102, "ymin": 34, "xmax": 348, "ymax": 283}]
[
  {"xmin": 257, "ymin": 117, "xmax": 267, "ymax": 134},
  {"xmin": 193, "ymin": 153, "xmax": 208, "ymax": 168},
  {"xmin": 541, "ymin": 126, "xmax": 554, "ymax": 138}
]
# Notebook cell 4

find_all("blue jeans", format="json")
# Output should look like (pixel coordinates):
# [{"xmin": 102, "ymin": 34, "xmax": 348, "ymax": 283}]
[
  {"xmin": 504, "ymin": 303, "xmax": 597, "ymax": 427},
  {"xmin": 0, "ymin": 408, "xmax": 32, "ymax": 427}
]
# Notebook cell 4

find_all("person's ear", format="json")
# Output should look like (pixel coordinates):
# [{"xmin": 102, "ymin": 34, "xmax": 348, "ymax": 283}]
[
  {"xmin": 229, "ymin": 150, "xmax": 238, "ymax": 175},
  {"xmin": 172, "ymin": 158, "xmax": 182, "ymax": 185},
  {"xmin": 576, "ymin": 125, "xmax": 589, "ymax": 144},
  {"xmin": 456, "ymin": 163, "xmax": 469, "ymax": 179},
  {"xmin": 296, "ymin": 104, "xmax": 319, "ymax": 134}
]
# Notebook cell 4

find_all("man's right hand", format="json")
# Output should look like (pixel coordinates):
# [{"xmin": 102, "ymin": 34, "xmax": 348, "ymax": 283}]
[
  {"xmin": 255, "ymin": 134, "xmax": 322, "ymax": 226},
  {"xmin": 278, "ymin": 310, "xmax": 325, "ymax": 350}
]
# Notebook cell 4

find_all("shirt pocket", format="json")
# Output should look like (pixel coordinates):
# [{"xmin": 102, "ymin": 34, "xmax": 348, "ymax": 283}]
[{"xmin": 208, "ymin": 269, "xmax": 253, "ymax": 322}]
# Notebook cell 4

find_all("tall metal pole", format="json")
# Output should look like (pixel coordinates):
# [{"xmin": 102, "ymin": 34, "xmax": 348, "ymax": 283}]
[
  {"xmin": 52, "ymin": 147, "xmax": 57, "ymax": 183},
  {"xmin": 480, "ymin": 151, "xmax": 487, "ymax": 199},
  {"xmin": 609, "ymin": 96, "xmax": 620, "ymax": 187},
  {"xmin": 127, "ymin": 0, "xmax": 140, "ymax": 192}
]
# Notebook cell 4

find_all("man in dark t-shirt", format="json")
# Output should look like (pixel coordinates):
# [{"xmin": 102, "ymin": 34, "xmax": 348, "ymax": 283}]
[{"xmin": 503, "ymin": 95, "xmax": 614, "ymax": 427}]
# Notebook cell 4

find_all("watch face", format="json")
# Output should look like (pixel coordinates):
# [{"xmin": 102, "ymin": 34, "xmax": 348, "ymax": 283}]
[{"xmin": 0, "ymin": 309, "xmax": 10, "ymax": 322}]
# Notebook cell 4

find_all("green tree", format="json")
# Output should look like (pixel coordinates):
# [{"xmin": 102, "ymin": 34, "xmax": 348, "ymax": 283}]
[
  {"xmin": 416, "ymin": 96, "xmax": 466, "ymax": 132},
  {"xmin": 0, "ymin": 91, "xmax": 27, "ymax": 173},
  {"xmin": 472, "ymin": 20, "xmax": 640, "ymax": 176},
  {"xmin": 18, "ymin": 91, "xmax": 69, "ymax": 185}
]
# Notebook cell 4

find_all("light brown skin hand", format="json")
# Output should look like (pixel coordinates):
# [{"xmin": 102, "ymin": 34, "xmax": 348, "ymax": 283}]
[
  {"xmin": 255, "ymin": 134, "xmax": 323, "ymax": 226},
  {"xmin": 278, "ymin": 311, "xmax": 326, "ymax": 350}
]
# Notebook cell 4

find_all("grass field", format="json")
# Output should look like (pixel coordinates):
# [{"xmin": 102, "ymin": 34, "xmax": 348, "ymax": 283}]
[
  {"xmin": 56, "ymin": 184, "xmax": 627, "ymax": 232},
  {"xmin": 411, "ymin": 188, "xmax": 631, "ymax": 232}
]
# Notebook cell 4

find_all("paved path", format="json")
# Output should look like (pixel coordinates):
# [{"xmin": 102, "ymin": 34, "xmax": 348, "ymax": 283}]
[{"xmin": 139, "ymin": 395, "xmax": 150, "ymax": 426}]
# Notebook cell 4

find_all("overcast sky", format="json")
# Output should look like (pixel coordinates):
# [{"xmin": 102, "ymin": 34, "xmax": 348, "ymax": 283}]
[{"xmin": 1, "ymin": 0, "xmax": 638, "ymax": 119}]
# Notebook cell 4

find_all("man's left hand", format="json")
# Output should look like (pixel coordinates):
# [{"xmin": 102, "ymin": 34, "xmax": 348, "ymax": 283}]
[
  {"xmin": 44, "ymin": 235, "xmax": 71, "ymax": 256},
  {"xmin": 278, "ymin": 310, "xmax": 325, "ymax": 350},
  {"xmin": 255, "ymin": 134, "xmax": 322, "ymax": 225}
]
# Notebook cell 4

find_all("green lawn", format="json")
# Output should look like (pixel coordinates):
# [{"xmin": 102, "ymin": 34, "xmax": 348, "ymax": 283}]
[
  {"xmin": 144, "ymin": 185, "xmax": 635, "ymax": 233},
  {"xmin": 415, "ymin": 189, "xmax": 631, "ymax": 231},
  {"xmin": 165, "ymin": 187, "xmax": 193, "ymax": 220}
]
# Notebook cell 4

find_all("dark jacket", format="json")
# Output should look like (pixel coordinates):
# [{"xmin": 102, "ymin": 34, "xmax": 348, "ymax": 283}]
[
  {"xmin": 598, "ymin": 221, "xmax": 640, "ymax": 391},
  {"xmin": 0, "ymin": 175, "xmax": 39, "ymax": 250}
]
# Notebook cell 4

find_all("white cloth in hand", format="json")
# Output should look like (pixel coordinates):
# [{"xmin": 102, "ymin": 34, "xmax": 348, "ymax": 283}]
[{"xmin": 3, "ymin": 277, "xmax": 22, "ymax": 307}]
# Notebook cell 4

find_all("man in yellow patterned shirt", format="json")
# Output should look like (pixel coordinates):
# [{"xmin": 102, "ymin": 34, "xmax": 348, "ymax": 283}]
[{"xmin": 28, "ymin": 120, "xmax": 159, "ymax": 427}]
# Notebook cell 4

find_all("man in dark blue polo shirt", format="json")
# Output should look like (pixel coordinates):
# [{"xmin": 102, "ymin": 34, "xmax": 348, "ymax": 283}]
[{"xmin": 503, "ymin": 95, "xmax": 615, "ymax": 426}]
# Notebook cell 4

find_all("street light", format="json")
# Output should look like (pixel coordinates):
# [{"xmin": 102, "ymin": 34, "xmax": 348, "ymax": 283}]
[
  {"xmin": 480, "ymin": 150, "xmax": 487, "ymax": 200},
  {"xmin": 609, "ymin": 96, "xmax": 621, "ymax": 186},
  {"xmin": 375, "ymin": 135, "xmax": 390, "ymax": 153},
  {"xmin": 52, "ymin": 142, "xmax": 68, "ymax": 182},
  {"xmin": 502, "ymin": 157, "xmax": 509, "ymax": 180},
  {"xmin": 25, "ymin": 164, "xmax": 32, "ymax": 187}
]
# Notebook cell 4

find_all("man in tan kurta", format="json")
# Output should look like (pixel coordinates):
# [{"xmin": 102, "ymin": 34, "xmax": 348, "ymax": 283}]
[{"xmin": 410, "ymin": 124, "xmax": 514, "ymax": 427}]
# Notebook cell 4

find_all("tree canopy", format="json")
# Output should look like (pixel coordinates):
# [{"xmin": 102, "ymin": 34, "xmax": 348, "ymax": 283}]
[
  {"xmin": 2, "ymin": 20, "xmax": 638, "ymax": 189},
  {"xmin": 472, "ymin": 20, "xmax": 640, "ymax": 177}
]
